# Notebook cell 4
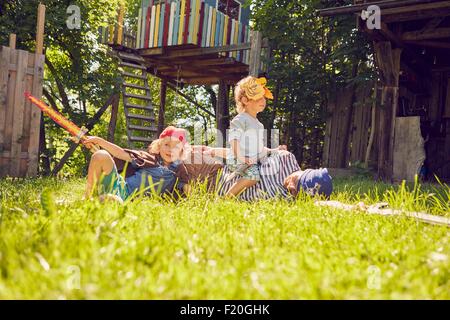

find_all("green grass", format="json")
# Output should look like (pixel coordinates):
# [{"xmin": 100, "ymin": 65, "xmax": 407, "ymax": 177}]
[{"xmin": 0, "ymin": 177, "xmax": 448, "ymax": 299}]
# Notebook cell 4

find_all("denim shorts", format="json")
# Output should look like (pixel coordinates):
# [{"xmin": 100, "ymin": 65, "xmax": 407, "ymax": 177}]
[
  {"xmin": 226, "ymin": 156, "xmax": 260, "ymax": 181},
  {"xmin": 99, "ymin": 166, "xmax": 129, "ymax": 201}
]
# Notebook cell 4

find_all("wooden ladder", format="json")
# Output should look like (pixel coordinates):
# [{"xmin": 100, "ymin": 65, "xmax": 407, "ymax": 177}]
[{"xmin": 116, "ymin": 51, "xmax": 157, "ymax": 149}]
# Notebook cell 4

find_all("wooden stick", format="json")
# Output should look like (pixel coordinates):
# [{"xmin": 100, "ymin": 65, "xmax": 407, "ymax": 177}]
[
  {"xmin": 9, "ymin": 34, "xmax": 16, "ymax": 50},
  {"xmin": 314, "ymin": 201, "xmax": 450, "ymax": 227},
  {"xmin": 35, "ymin": 3, "xmax": 46, "ymax": 55},
  {"xmin": 51, "ymin": 94, "xmax": 116, "ymax": 176}
]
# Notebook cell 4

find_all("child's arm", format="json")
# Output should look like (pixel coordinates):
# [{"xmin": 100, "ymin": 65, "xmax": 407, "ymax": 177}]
[
  {"xmin": 230, "ymin": 139, "xmax": 255, "ymax": 165},
  {"xmin": 82, "ymin": 136, "xmax": 132, "ymax": 162}
]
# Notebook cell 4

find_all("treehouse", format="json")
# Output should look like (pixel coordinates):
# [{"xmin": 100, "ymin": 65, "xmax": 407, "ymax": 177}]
[
  {"xmin": 98, "ymin": 0, "xmax": 267, "ymax": 149},
  {"xmin": 320, "ymin": 0, "xmax": 450, "ymax": 182}
]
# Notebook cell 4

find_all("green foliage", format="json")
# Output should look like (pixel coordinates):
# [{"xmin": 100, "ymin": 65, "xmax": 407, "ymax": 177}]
[
  {"xmin": 0, "ymin": 177, "xmax": 448, "ymax": 298},
  {"xmin": 250, "ymin": 0, "xmax": 376, "ymax": 166},
  {"xmin": 40, "ymin": 188, "xmax": 57, "ymax": 216}
]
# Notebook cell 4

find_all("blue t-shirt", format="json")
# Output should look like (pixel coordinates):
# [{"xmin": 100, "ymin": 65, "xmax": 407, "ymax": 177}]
[
  {"xmin": 125, "ymin": 159, "xmax": 185, "ymax": 196},
  {"xmin": 296, "ymin": 168, "xmax": 333, "ymax": 198}
]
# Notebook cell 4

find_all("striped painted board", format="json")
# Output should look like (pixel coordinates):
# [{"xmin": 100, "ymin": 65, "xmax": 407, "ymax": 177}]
[
  {"xmin": 153, "ymin": 4, "xmax": 160, "ymax": 47},
  {"xmin": 206, "ymin": 5, "xmax": 212, "ymax": 47},
  {"xmin": 162, "ymin": 1, "xmax": 170, "ymax": 46},
  {"xmin": 158, "ymin": 3, "xmax": 164, "ymax": 46},
  {"xmin": 172, "ymin": 1, "xmax": 180, "ymax": 45},
  {"xmin": 178, "ymin": 0, "xmax": 185, "ymax": 44},
  {"xmin": 149, "ymin": 5, "xmax": 156, "ymax": 47},
  {"xmin": 197, "ymin": 1, "xmax": 205, "ymax": 46},
  {"xmin": 183, "ymin": 0, "xmax": 190, "ymax": 44}
]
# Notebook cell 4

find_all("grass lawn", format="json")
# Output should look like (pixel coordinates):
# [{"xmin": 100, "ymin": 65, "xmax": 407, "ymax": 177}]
[{"xmin": 0, "ymin": 177, "xmax": 448, "ymax": 299}]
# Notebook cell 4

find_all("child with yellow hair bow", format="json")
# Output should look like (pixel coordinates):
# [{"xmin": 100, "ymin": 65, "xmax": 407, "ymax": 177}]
[{"xmin": 225, "ymin": 76, "xmax": 287, "ymax": 197}]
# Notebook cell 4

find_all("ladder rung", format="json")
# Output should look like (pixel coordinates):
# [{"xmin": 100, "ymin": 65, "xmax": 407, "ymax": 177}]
[
  {"xmin": 122, "ymin": 72, "xmax": 147, "ymax": 80},
  {"xmin": 125, "ymin": 103, "xmax": 153, "ymax": 111},
  {"xmin": 120, "ymin": 61, "xmax": 146, "ymax": 70},
  {"xmin": 127, "ymin": 114, "xmax": 155, "ymax": 121},
  {"xmin": 124, "ymin": 93, "xmax": 152, "ymax": 101},
  {"xmin": 123, "ymin": 82, "xmax": 149, "ymax": 90},
  {"xmin": 117, "ymin": 51, "xmax": 145, "ymax": 63},
  {"xmin": 129, "ymin": 136, "xmax": 154, "ymax": 143},
  {"xmin": 128, "ymin": 125, "xmax": 158, "ymax": 132}
]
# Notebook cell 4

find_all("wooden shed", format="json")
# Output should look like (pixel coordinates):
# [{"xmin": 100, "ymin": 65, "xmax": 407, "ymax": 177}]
[{"xmin": 320, "ymin": 0, "xmax": 450, "ymax": 182}]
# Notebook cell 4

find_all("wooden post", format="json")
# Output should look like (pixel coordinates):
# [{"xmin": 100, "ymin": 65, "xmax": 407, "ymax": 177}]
[
  {"xmin": 157, "ymin": 79, "xmax": 167, "ymax": 135},
  {"xmin": 107, "ymin": 94, "xmax": 120, "ymax": 142},
  {"xmin": 216, "ymin": 79, "xmax": 229, "ymax": 147},
  {"xmin": 27, "ymin": 3, "xmax": 46, "ymax": 176},
  {"xmin": 35, "ymin": 4, "xmax": 46, "ymax": 55},
  {"xmin": 9, "ymin": 34, "xmax": 16, "ymax": 49},
  {"xmin": 248, "ymin": 30, "xmax": 262, "ymax": 77},
  {"xmin": 116, "ymin": 2, "xmax": 125, "ymax": 45},
  {"xmin": 373, "ymin": 41, "xmax": 402, "ymax": 181}
]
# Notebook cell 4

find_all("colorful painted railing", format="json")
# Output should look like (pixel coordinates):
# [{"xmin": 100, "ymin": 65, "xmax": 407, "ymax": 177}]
[{"xmin": 136, "ymin": 0, "xmax": 251, "ymax": 63}]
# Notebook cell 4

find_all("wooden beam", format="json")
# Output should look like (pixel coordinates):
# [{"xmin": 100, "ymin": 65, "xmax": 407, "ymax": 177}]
[
  {"xmin": 107, "ymin": 94, "xmax": 120, "ymax": 142},
  {"xmin": 141, "ymin": 40, "xmax": 269, "ymax": 59},
  {"xmin": 249, "ymin": 30, "xmax": 262, "ymax": 77},
  {"xmin": 139, "ymin": 47, "xmax": 165, "ymax": 56},
  {"xmin": 381, "ymin": 1, "xmax": 450, "ymax": 16},
  {"xmin": 157, "ymin": 79, "xmax": 167, "ymax": 135},
  {"xmin": 402, "ymin": 28, "xmax": 450, "ymax": 41},
  {"xmin": 366, "ymin": 22, "xmax": 431, "ymax": 76},
  {"xmin": 181, "ymin": 77, "xmax": 238, "ymax": 85},
  {"xmin": 9, "ymin": 34, "xmax": 16, "ymax": 50},
  {"xmin": 383, "ymin": 6, "xmax": 450, "ymax": 23},
  {"xmin": 216, "ymin": 79, "xmax": 229, "ymax": 146},
  {"xmin": 166, "ymin": 83, "xmax": 215, "ymax": 118},
  {"xmin": 404, "ymin": 40, "xmax": 450, "ymax": 49},
  {"xmin": 419, "ymin": 17, "xmax": 445, "ymax": 33},
  {"xmin": 35, "ymin": 3, "xmax": 46, "ymax": 55},
  {"xmin": 318, "ymin": 0, "xmax": 437, "ymax": 17}
]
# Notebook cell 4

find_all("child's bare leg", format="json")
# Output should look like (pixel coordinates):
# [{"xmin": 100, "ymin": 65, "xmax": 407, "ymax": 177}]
[
  {"xmin": 226, "ymin": 179, "xmax": 257, "ymax": 197},
  {"xmin": 85, "ymin": 150, "xmax": 115, "ymax": 199}
]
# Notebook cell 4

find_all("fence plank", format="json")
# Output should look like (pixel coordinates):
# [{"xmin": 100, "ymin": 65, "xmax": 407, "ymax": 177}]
[
  {"xmin": 0, "ymin": 47, "xmax": 11, "ymax": 158},
  {"xmin": 10, "ymin": 50, "xmax": 28, "ymax": 177},
  {"xmin": 27, "ymin": 53, "xmax": 44, "ymax": 176}
]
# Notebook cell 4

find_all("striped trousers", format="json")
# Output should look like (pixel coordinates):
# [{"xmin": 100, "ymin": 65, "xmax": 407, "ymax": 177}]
[{"xmin": 217, "ymin": 151, "xmax": 300, "ymax": 201}]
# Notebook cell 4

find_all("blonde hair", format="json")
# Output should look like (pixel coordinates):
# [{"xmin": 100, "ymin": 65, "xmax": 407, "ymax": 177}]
[
  {"xmin": 148, "ymin": 136, "xmax": 188, "ymax": 161},
  {"xmin": 234, "ymin": 76, "xmax": 255, "ymax": 114}
]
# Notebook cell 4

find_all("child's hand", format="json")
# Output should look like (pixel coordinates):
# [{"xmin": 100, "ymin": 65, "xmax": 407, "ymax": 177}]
[
  {"xmin": 240, "ymin": 156, "xmax": 256, "ymax": 165},
  {"xmin": 277, "ymin": 145, "xmax": 288, "ymax": 151},
  {"xmin": 82, "ymin": 136, "xmax": 103, "ymax": 149}
]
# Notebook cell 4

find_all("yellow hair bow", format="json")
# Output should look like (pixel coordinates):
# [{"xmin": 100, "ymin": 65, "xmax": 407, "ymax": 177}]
[{"xmin": 242, "ymin": 77, "xmax": 273, "ymax": 100}]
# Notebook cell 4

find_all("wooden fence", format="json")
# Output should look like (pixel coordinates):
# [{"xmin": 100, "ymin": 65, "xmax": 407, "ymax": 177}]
[
  {"xmin": 322, "ymin": 83, "xmax": 374, "ymax": 168},
  {"xmin": 0, "ymin": 46, "xmax": 44, "ymax": 177}
]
